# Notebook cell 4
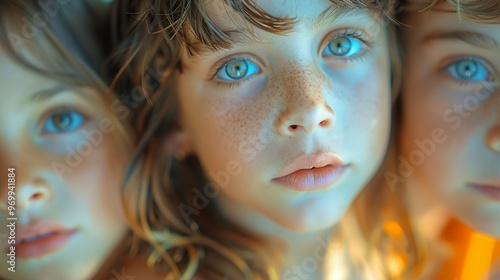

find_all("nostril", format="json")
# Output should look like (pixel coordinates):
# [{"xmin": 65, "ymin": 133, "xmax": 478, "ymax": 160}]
[
  {"xmin": 289, "ymin": 125, "xmax": 299, "ymax": 131},
  {"xmin": 319, "ymin": 120, "xmax": 331, "ymax": 127},
  {"xmin": 486, "ymin": 125, "xmax": 500, "ymax": 152},
  {"xmin": 30, "ymin": 192, "xmax": 43, "ymax": 200}
]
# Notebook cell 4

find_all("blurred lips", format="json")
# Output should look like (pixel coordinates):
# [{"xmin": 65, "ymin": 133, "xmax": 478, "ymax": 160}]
[
  {"xmin": 468, "ymin": 180, "xmax": 500, "ymax": 201},
  {"xmin": 272, "ymin": 153, "xmax": 348, "ymax": 191},
  {"xmin": 12, "ymin": 221, "xmax": 76, "ymax": 259}
]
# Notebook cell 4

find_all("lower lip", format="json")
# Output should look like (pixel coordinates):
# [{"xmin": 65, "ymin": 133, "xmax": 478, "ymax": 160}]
[
  {"xmin": 272, "ymin": 165, "xmax": 347, "ymax": 191},
  {"xmin": 15, "ymin": 231, "xmax": 76, "ymax": 259},
  {"xmin": 469, "ymin": 184, "xmax": 500, "ymax": 201}
]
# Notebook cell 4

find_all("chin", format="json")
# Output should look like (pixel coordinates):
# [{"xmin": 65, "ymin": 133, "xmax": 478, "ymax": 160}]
[{"xmin": 275, "ymin": 207, "xmax": 344, "ymax": 233}]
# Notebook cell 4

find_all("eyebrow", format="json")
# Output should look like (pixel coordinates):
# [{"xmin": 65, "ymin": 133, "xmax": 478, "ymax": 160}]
[
  {"xmin": 312, "ymin": 6, "xmax": 362, "ymax": 30},
  {"xmin": 25, "ymin": 86, "xmax": 71, "ymax": 106},
  {"xmin": 422, "ymin": 30, "xmax": 500, "ymax": 51},
  {"xmin": 192, "ymin": 6, "xmax": 365, "ymax": 55}
]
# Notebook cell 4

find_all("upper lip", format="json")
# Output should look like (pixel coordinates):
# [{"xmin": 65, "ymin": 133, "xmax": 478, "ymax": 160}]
[
  {"xmin": 15, "ymin": 220, "xmax": 75, "ymax": 245},
  {"xmin": 274, "ymin": 152, "xmax": 347, "ymax": 178}
]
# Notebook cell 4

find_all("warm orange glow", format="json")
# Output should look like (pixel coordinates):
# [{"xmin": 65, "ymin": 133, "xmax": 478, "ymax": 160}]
[
  {"xmin": 387, "ymin": 254, "xmax": 405, "ymax": 277},
  {"xmin": 384, "ymin": 220, "xmax": 404, "ymax": 239},
  {"xmin": 460, "ymin": 233, "xmax": 496, "ymax": 280},
  {"xmin": 436, "ymin": 218, "xmax": 500, "ymax": 280}
]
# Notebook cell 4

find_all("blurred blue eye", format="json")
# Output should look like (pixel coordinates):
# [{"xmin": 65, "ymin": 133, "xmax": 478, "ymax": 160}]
[
  {"xmin": 446, "ymin": 58, "xmax": 489, "ymax": 81},
  {"xmin": 42, "ymin": 110, "xmax": 85, "ymax": 133},
  {"xmin": 323, "ymin": 36, "xmax": 363, "ymax": 57},
  {"xmin": 216, "ymin": 59, "xmax": 260, "ymax": 81}
]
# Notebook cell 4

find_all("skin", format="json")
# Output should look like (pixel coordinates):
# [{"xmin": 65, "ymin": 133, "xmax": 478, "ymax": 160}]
[
  {"xmin": 400, "ymin": 2, "xmax": 500, "ymax": 237},
  {"xmin": 174, "ymin": 0, "xmax": 392, "ymax": 275},
  {"xmin": 0, "ymin": 47, "xmax": 130, "ymax": 280}
]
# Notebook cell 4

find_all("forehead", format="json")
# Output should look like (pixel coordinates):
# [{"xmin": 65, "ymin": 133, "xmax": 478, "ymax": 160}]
[
  {"xmin": 0, "ymin": 48, "xmax": 49, "ymax": 97},
  {"xmin": 204, "ymin": 0, "xmax": 331, "ymax": 25},
  {"xmin": 0, "ymin": 47, "xmax": 98, "ymax": 109},
  {"xmin": 208, "ymin": 0, "xmax": 380, "ymax": 29},
  {"xmin": 403, "ymin": 3, "xmax": 500, "ymax": 47}
]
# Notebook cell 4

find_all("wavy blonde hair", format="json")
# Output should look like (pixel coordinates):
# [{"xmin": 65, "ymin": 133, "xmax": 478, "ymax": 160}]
[{"xmin": 109, "ymin": 0, "xmax": 427, "ymax": 279}]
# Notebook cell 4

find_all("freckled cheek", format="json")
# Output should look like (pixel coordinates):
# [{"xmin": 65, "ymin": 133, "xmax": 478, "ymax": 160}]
[{"xmin": 191, "ymin": 84, "xmax": 275, "ymax": 159}]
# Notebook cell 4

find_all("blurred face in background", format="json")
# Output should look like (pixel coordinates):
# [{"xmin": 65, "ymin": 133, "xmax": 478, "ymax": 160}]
[
  {"xmin": 399, "ymin": 2, "xmax": 500, "ymax": 236},
  {"xmin": 0, "ymin": 3, "xmax": 132, "ymax": 278}
]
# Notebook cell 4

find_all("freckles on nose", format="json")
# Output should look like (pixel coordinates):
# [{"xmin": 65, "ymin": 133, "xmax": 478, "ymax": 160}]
[
  {"xmin": 271, "ymin": 60, "xmax": 334, "ymax": 132},
  {"xmin": 280, "ymin": 61, "xmax": 330, "ymax": 104}
]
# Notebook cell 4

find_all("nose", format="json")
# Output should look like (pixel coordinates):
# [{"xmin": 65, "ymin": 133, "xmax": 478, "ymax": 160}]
[
  {"xmin": 486, "ymin": 123, "xmax": 500, "ymax": 153},
  {"xmin": 279, "ymin": 103, "xmax": 334, "ymax": 135},
  {"xmin": 0, "ymin": 142, "xmax": 53, "ymax": 212},
  {"xmin": 275, "ymin": 62, "xmax": 334, "ymax": 137},
  {"xmin": 18, "ymin": 179, "xmax": 52, "ymax": 209},
  {"xmin": 0, "ymin": 172, "xmax": 53, "ymax": 213}
]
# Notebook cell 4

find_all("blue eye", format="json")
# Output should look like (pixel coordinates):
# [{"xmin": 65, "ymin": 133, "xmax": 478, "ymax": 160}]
[
  {"xmin": 42, "ymin": 110, "xmax": 85, "ymax": 133},
  {"xmin": 216, "ymin": 59, "xmax": 260, "ymax": 81},
  {"xmin": 323, "ymin": 36, "xmax": 363, "ymax": 57},
  {"xmin": 446, "ymin": 58, "xmax": 490, "ymax": 81}
]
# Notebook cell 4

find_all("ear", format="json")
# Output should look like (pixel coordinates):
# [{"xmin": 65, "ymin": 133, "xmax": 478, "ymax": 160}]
[{"xmin": 163, "ymin": 129, "xmax": 193, "ymax": 160}]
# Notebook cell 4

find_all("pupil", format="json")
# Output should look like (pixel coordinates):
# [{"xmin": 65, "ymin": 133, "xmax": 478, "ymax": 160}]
[
  {"xmin": 54, "ymin": 113, "xmax": 71, "ymax": 129},
  {"xmin": 330, "ymin": 37, "xmax": 351, "ymax": 55},
  {"xmin": 226, "ymin": 60, "xmax": 248, "ymax": 79},
  {"xmin": 459, "ymin": 60, "xmax": 477, "ymax": 78}
]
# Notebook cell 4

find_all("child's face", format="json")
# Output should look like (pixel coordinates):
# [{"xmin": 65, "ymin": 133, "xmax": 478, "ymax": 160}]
[
  {"xmin": 400, "ymin": 3, "xmax": 500, "ymax": 236},
  {"xmin": 175, "ymin": 0, "xmax": 391, "ymax": 232},
  {"xmin": 0, "ymin": 49, "xmax": 130, "ymax": 279}
]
